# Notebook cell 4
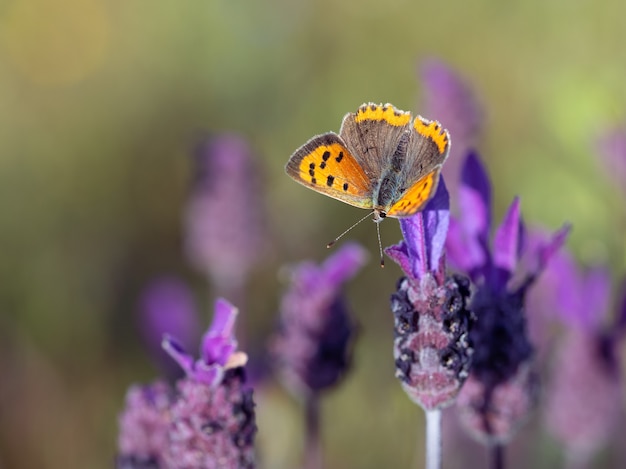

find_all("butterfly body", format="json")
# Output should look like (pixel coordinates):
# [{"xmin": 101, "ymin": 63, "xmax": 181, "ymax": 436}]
[{"xmin": 286, "ymin": 103, "xmax": 450, "ymax": 222}]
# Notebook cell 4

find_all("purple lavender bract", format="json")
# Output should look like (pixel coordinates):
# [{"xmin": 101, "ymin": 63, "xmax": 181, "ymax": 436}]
[{"xmin": 162, "ymin": 298, "xmax": 248, "ymax": 387}]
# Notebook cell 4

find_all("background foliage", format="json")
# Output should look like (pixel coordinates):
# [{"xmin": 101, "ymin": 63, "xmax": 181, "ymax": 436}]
[{"xmin": 1, "ymin": 0, "xmax": 625, "ymax": 468}]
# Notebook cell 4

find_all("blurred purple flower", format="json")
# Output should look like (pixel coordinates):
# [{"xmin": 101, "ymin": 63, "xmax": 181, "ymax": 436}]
[
  {"xmin": 420, "ymin": 59, "xmax": 483, "ymax": 192},
  {"xmin": 271, "ymin": 243, "xmax": 367, "ymax": 397},
  {"xmin": 596, "ymin": 126, "xmax": 626, "ymax": 190},
  {"xmin": 447, "ymin": 152, "xmax": 570, "ymax": 444},
  {"xmin": 118, "ymin": 298, "xmax": 256, "ymax": 468},
  {"xmin": 138, "ymin": 276, "xmax": 200, "ymax": 377},
  {"xmin": 544, "ymin": 253, "xmax": 626, "ymax": 466},
  {"xmin": 385, "ymin": 180, "xmax": 475, "ymax": 410},
  {"xmin": 184, "ymin": 134, "xmax": 266, "ymax": 294}
]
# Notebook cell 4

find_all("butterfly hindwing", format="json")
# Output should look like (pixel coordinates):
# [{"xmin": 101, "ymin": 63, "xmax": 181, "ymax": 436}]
[
  {"xmin": 285, "ymin": 132, "xmax": 374, "ymax": 209},
  {"xmin": 386, "ymin": 167, "xmax": 442, "ymax": 217}
]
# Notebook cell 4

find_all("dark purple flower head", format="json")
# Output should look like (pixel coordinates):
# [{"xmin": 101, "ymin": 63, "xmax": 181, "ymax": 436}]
[
  {"xmin": 184, "ymin": 134, "xmax": 266, "ymax": 291},
  {"xmin": 271, "ymin": 243, "xmax": 367, "ymax": 397},
  {"xmin": 385, "ymin": 180, "xmax": 475, "ymax": 410},
  {"xmin": 138, "ymin": 276, "xmax": 200, "ymax": 377},
  {"xmin": 163, "ymin": 298, "xmax": 247, "ymax": 387},
  {"xmin": 447, "ymin": 152, "xmax": 570, "ymax": 444},
  {"xmin": 543, "ymin": 252, "xmax": 626, "ymax": 463},
  {"xmin": 420, "ymin": 59, "xmax": 483, "ymax": 192}
]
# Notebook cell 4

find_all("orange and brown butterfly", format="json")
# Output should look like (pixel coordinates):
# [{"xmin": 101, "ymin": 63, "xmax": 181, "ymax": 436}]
[{"xmin": 285, "ymin": 103, "xmax": 450, "ymax": 262}]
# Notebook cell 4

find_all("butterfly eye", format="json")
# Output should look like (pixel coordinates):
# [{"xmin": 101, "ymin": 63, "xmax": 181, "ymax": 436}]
[{"xmin": 379, "ymin": 212, "xmax": 387, "ymax": 218}]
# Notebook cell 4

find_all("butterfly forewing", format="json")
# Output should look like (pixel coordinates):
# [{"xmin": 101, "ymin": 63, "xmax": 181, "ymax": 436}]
[
  {"xmin": 285, "ymin": 133, "xmax": 374, "ymax": 209},
  {"xmin": 339, "ymin": 103, "xmax": 412, "ymax": 180},
  {"xmin": 403, "ymin": 116, "xmax": 450, "ymax": 186}
]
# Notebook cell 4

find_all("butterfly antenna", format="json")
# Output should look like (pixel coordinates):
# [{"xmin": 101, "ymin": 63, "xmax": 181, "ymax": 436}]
[
  {"xmin": 327, "ymin": 211, "xmax": 375, "ymax": 249},
  {"xmin": 376, "ymin": 220, "xmax": 384, "ymax": 268}
]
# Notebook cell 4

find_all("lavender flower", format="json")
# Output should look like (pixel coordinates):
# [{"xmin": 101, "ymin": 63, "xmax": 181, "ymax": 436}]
[
  {"xmin": 184, "ymin": 134, "xmax": 266, "ymax": 295},
  {"xmin": 420, "ymin": 59, "xmax": 483, "ymax": 192},
  {"xmin": 117, "ymin": 298, "xmax": 256, "ymax": 469},
  {"xmin": 385, "ymin": 179, "xmax": 474, "ymax": 411},
  {"xmin": 543, "ymin": 253, "xmax": 626, "ymax": 466},
  {"xmin": 271, "ymin": 243, "xmax": 367, "ymax": 397},
  {"xmin": 270, "ymin": 244, "xmax": 366, "ymax": 469},
  {"xmin": 446, "ymin": 151, "xmax": 570, "ymax": 445},
  {"xmin": 138, "ymin": 276, "xmax": 200, "ymax": 377},
  {"xmin": 160, "ymin": 299, "xmax": 255, "ymax": 469}
]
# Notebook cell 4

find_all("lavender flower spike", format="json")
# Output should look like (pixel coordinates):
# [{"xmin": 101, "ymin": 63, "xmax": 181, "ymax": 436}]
[
  {"xmin": 271, "ymin": 243, "xmax": 367, "ymax": 397},
  {"xmin": 386, "ymin": 179, "xmax": 474, "ymax": 411},
  {"xmin": 184, "ymin": 134, "xmax": 266, "ymax": 293},
  {"xmin": 544, "ymin": 253, "xmax": 626, "ymax": 466},
  {"xmin": 163, "ymin": 298, "xmax": 255, "ymax": 468},
  {"xmin": 447, "ymin": 151, "xmax": 570, "ymax": 445},
  {"xmin": 118, "ymin": 298, "xmax": 256, "ymax": 469},
  {"xmin": 420, "ymin": 59, "xmax": 483, "ymax": 192}
]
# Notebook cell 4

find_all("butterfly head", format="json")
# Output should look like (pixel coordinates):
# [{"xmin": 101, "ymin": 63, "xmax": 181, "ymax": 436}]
[{"xmin": 373, "ymin": 209, "xmax": 387, "ymax": 224}]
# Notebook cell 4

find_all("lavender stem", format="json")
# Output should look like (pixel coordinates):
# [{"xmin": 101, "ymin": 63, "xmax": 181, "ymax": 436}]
[
  {"xmin": 425, "ymin": 409, "xmax": 442, "ymax": 469},
  {"xmin": 304, "ymin": 393, "xmax": 322, "ymax": 469},
  {"xmin": 490, "ymin": 443, "xmax": 505, "ymax": 469}
]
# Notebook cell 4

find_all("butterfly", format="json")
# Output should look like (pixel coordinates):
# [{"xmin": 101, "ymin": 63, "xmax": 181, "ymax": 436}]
[{"xmin": 285, "ymin": 103, "xmax": 450, "ymax": 263}]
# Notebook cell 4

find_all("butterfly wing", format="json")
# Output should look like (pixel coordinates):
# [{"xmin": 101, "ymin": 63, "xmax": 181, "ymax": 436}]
[
  {"xmin": 338, "ymin": 103, "xmax": 412, "ymax": 179},
  {"xmin": 386, "ymin": 167, "xmax": 442, "ymax": 217},
  {"xmin": 285, "ymin": 132, "xmax": 374, "ymax": 209},
  {"xmin": 385, "ymin": 116, "xmax": 450, "ymax": 218}
]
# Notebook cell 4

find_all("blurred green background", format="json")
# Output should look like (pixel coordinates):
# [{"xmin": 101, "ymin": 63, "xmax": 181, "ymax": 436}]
[{"xmin": 1, "ymin": 0, "xmax": 626, "ymax": 468}]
